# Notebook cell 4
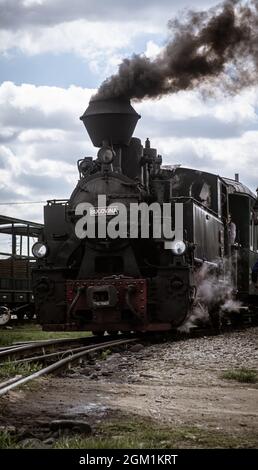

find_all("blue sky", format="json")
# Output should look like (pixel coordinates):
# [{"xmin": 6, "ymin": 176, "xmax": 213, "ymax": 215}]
[
  {"xmin": 0, "ymin": 51, "xmax": 99, "ymax": 88},
  {"xmin": 0, "ymin": 0, "xmax": 257, "ymax": 222}
]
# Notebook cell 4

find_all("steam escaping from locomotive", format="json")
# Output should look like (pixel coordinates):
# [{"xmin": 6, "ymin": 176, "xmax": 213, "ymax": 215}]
[
  {"xmin": 94, "ymin": 0, "xmax": 258, "ymax": 101},
  {"xmin": 178, "ymin": 262, "xmax": 243, "ymax": 333}
]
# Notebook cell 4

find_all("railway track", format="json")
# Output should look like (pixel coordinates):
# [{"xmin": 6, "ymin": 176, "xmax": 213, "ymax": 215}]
[
  {"xmin": 0, "ymin": 335, "xmax": 138, "ymax": 397},
  {"xmin": 1, "ymin": 316, "xmax": 255, "ymax": 399},
  {"xmin": 0, "ymin": 333, "xmax": 137, "ymax": 359}
]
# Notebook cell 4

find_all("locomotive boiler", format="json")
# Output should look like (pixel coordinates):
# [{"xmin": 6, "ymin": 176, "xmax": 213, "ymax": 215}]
[{"xmin": 32, "ymin": 98, "xmax": 258, "ymax": 332}]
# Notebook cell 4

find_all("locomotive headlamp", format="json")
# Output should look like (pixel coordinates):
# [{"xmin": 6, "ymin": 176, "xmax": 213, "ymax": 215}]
[
  {"xmin": 171, "ymin": 240, "xmax": 186, "ymax": 255},
  {"xmin": 32, "ymin": 242, "xmax": 48, "ymax": 258},
  {"xmin": 97, "ymin": 146, "xmax": 115, "ymax": 164}
]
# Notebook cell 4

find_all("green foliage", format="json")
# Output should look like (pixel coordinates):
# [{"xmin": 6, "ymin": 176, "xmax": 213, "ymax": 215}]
[
  {"xmin": 221, "ymin": 368, "xmax": 258, "ymax": 383},
  {"xmin": 0, "ymin": 431, "xmax": 16, "ymax": 449},
  {"xmin": 54, "ymin": 415, "xmax": 258, "ymax": 449},
  {"xmin": 0, "ymin": 361, "xmax": 41, "ymax": 379},
  {"xmin": 1, "ymin": 414, "xmax": 258, "ymax": 449},
  {"xmin": 101, "ymin": 348, "xmax": 112, "ymax": 360},
  {"xmin": 0, "ymin": 323, "xmax": 90, "ymax": 347}
]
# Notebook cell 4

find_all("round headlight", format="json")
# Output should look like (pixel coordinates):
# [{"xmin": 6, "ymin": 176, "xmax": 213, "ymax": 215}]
[
  {"xmin": 171, "ymin": 240, "xmax": 186, "ymax": 255},
  {"xmin": 97, "ymin": 146, "xmax": 115, "ymax": 164},
  {"xmin": 32, "ymin": 242, "xmax": 48, "ymax": 258}
]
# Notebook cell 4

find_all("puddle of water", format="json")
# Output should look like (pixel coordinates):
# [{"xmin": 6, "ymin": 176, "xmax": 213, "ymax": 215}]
[{"xmin": 67, "ymin": 403, "xmax": 108, "ymax": 415}]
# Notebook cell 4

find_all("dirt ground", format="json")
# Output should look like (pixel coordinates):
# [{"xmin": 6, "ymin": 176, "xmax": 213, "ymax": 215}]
[{"xmin": 1, "ymin": 327, "xmax": 258, "ymax": 447}]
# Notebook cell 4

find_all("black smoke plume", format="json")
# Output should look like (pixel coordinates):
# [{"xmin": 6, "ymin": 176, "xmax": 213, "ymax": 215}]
[{"xmin": 94, "ymin": 0, "xmax": 258, "ymax": 101}]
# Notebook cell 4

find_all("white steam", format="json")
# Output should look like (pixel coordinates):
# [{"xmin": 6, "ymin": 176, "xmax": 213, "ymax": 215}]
[{"xmin": 178, "ymin": 260, "xmax": 241, "ymax": 332}]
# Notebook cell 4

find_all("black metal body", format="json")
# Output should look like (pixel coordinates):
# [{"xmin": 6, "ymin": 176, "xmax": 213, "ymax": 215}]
[{"xmin": 32, "ymin": 99, "xmax": 258, "ymax": 332}]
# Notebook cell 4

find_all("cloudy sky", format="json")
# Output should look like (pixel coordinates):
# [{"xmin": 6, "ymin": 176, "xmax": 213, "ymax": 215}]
[{"xmin": 0, "ymin": 0, "xmax": 257, "ymax": 223}]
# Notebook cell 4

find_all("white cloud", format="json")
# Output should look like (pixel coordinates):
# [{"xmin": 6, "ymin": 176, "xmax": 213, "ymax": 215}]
[
  {"xmin": 18, "ymin": 129, "xmax": 66, "ymax": 142},
  {"xmin": 149, "ymin": 130, "xmax": 258, "ymax": 192},
  {"xmin": 1, "ymin": 0, "xmax": 255, "ymax": 222},
  {"xmin": 0, "ymin": 144, "xmax": 14, "ymax": 160},
  {"xmin": 136, "ymin": 87, "xmax": 258, "ymax": 124},
  {"xmin": 0, "ymin": 81, "xmax": 94, "ymax": 113},
  {"xmin": 22, "ymin": 0, "xmax": 45, "ymax": 7},
  {"xmin": 0, "ymin": 0, "xmax": 224, "ymax": 78},
  {"xmin": 0, "ymin": 19, "xmax": 162, "ymax": 75},
  {"xmin": 145, "ymin": 40, "xmax": 162, "ymax": 59},
  {"xmin": 0, "ymin": 81, "xmax": 94, "ymax": 220},
  {"xmin": 0, "ymin": 20, "xmax": 138, "ymax": 55},
  {"xmin": 0, "ymin": 81, "xmax": 95, "ymax": 132},
  {"xmin": 0, "ymin": 80, "xmax": 258, "ymax": 222},
  {"xmin": 0, "ymin": 1, "xmax": 218, "ymax": 30}
]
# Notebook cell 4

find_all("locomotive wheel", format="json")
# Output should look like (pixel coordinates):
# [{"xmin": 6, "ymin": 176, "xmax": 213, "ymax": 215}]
[
  {"xmin": 16, "ymin": 312, "xmax": 25, "ymax": 321},
  {"xmin": 209, "ymin": 308, "xmax": 222, "ymax": 331},
  {"xmin": 92, "ymin": 330, "xmax": 105, "ymax": 336},
  {"xmin": 0, "ymin": 307, "xmax": 11, "ymax": 326},
  {"xmin": 26, "ymin": 311, "xmax": 34, "ymax": 321}
]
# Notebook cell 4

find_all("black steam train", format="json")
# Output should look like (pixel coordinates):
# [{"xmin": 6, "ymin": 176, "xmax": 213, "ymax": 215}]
[{"xmin": 32, "ymin": 98, "xmax": 258, "ymax": 332}]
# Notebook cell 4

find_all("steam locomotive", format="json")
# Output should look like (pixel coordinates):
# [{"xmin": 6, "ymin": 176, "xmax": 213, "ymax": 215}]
[{"xmin": 32, "ymin": 98, "xmax": 258, "ymax": 332}]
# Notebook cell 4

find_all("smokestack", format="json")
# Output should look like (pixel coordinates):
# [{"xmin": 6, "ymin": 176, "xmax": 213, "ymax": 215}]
[
  {"xmin": 235, "ymin": 173, "xmax": 239, "ymax": 182},
  {"xmin": 80, "ymin": 98, "xmax": 141, "ymax": 148}
]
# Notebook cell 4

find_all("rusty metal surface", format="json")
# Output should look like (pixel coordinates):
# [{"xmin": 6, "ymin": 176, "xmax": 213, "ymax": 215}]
[{"xmin": 66, "ymin": 277, "xmax": 147, "ymax": 323}]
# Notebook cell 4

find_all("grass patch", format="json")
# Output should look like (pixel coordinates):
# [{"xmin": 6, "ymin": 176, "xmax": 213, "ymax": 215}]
[
  {"xmin": 101, "ymin": 349, "xmax": 112, "ymax": 360},
  {"xmin": 1, "ymin": 414, "xmax": 258, "ymax": 449},
  {"xmin": 221, "ymin": 368, "xmax": 258, "ymax": 383},
  {"xmin": 0, "ymin": 431, "xmax": 17, "ymax": 449},
  {"xmin": 0, "ymin": 361, "xmax": 41, "ymax": 380},
  {"xmin": 0, "ymin": 323, "xmax": 91, "ymax": 347},
  {"xmin": 54, "ymin": 415, "xmax": 258, "ymax": 449}
]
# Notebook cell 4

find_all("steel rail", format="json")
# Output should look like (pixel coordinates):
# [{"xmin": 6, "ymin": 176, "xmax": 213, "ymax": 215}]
[
  {"xmin": 0, "ymin": 375, "xmax": 23, "ymax": 390},
  {"xmin": 0, "ymin": 338, "xmax": 92, "ymax": 354},
  {"xmin": 0, "ymin": 344, "xmax": 32, "ymax": 352},
  {"xmin": 0, "ymin": 337, "xmax": 137, "ymax": 397},
  {"xmin": 12, "ymin": 336, "xmax": 92, "ymax": 346},
  {"xmin": 0, "ymin": 334, "xmax": 133, "ymax": 361},
  {"xmin": 0, "ymin": 341, "xmax": 117, "ymax": 366},
  {"xmin": 0, "ymin": 336, "xmax": 99, "ymax": 360}
]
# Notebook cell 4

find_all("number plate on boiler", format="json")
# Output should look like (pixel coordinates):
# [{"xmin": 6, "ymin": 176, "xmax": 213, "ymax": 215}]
[{"xmin": 89, "ymin": 206, "xmax": 119, "ymax": 216}]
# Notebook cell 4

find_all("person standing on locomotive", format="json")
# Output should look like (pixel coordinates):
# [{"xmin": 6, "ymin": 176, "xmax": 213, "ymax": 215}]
[{"xmin": 227, "ymin": 214, "xmax": 237, "ymax": 245}]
